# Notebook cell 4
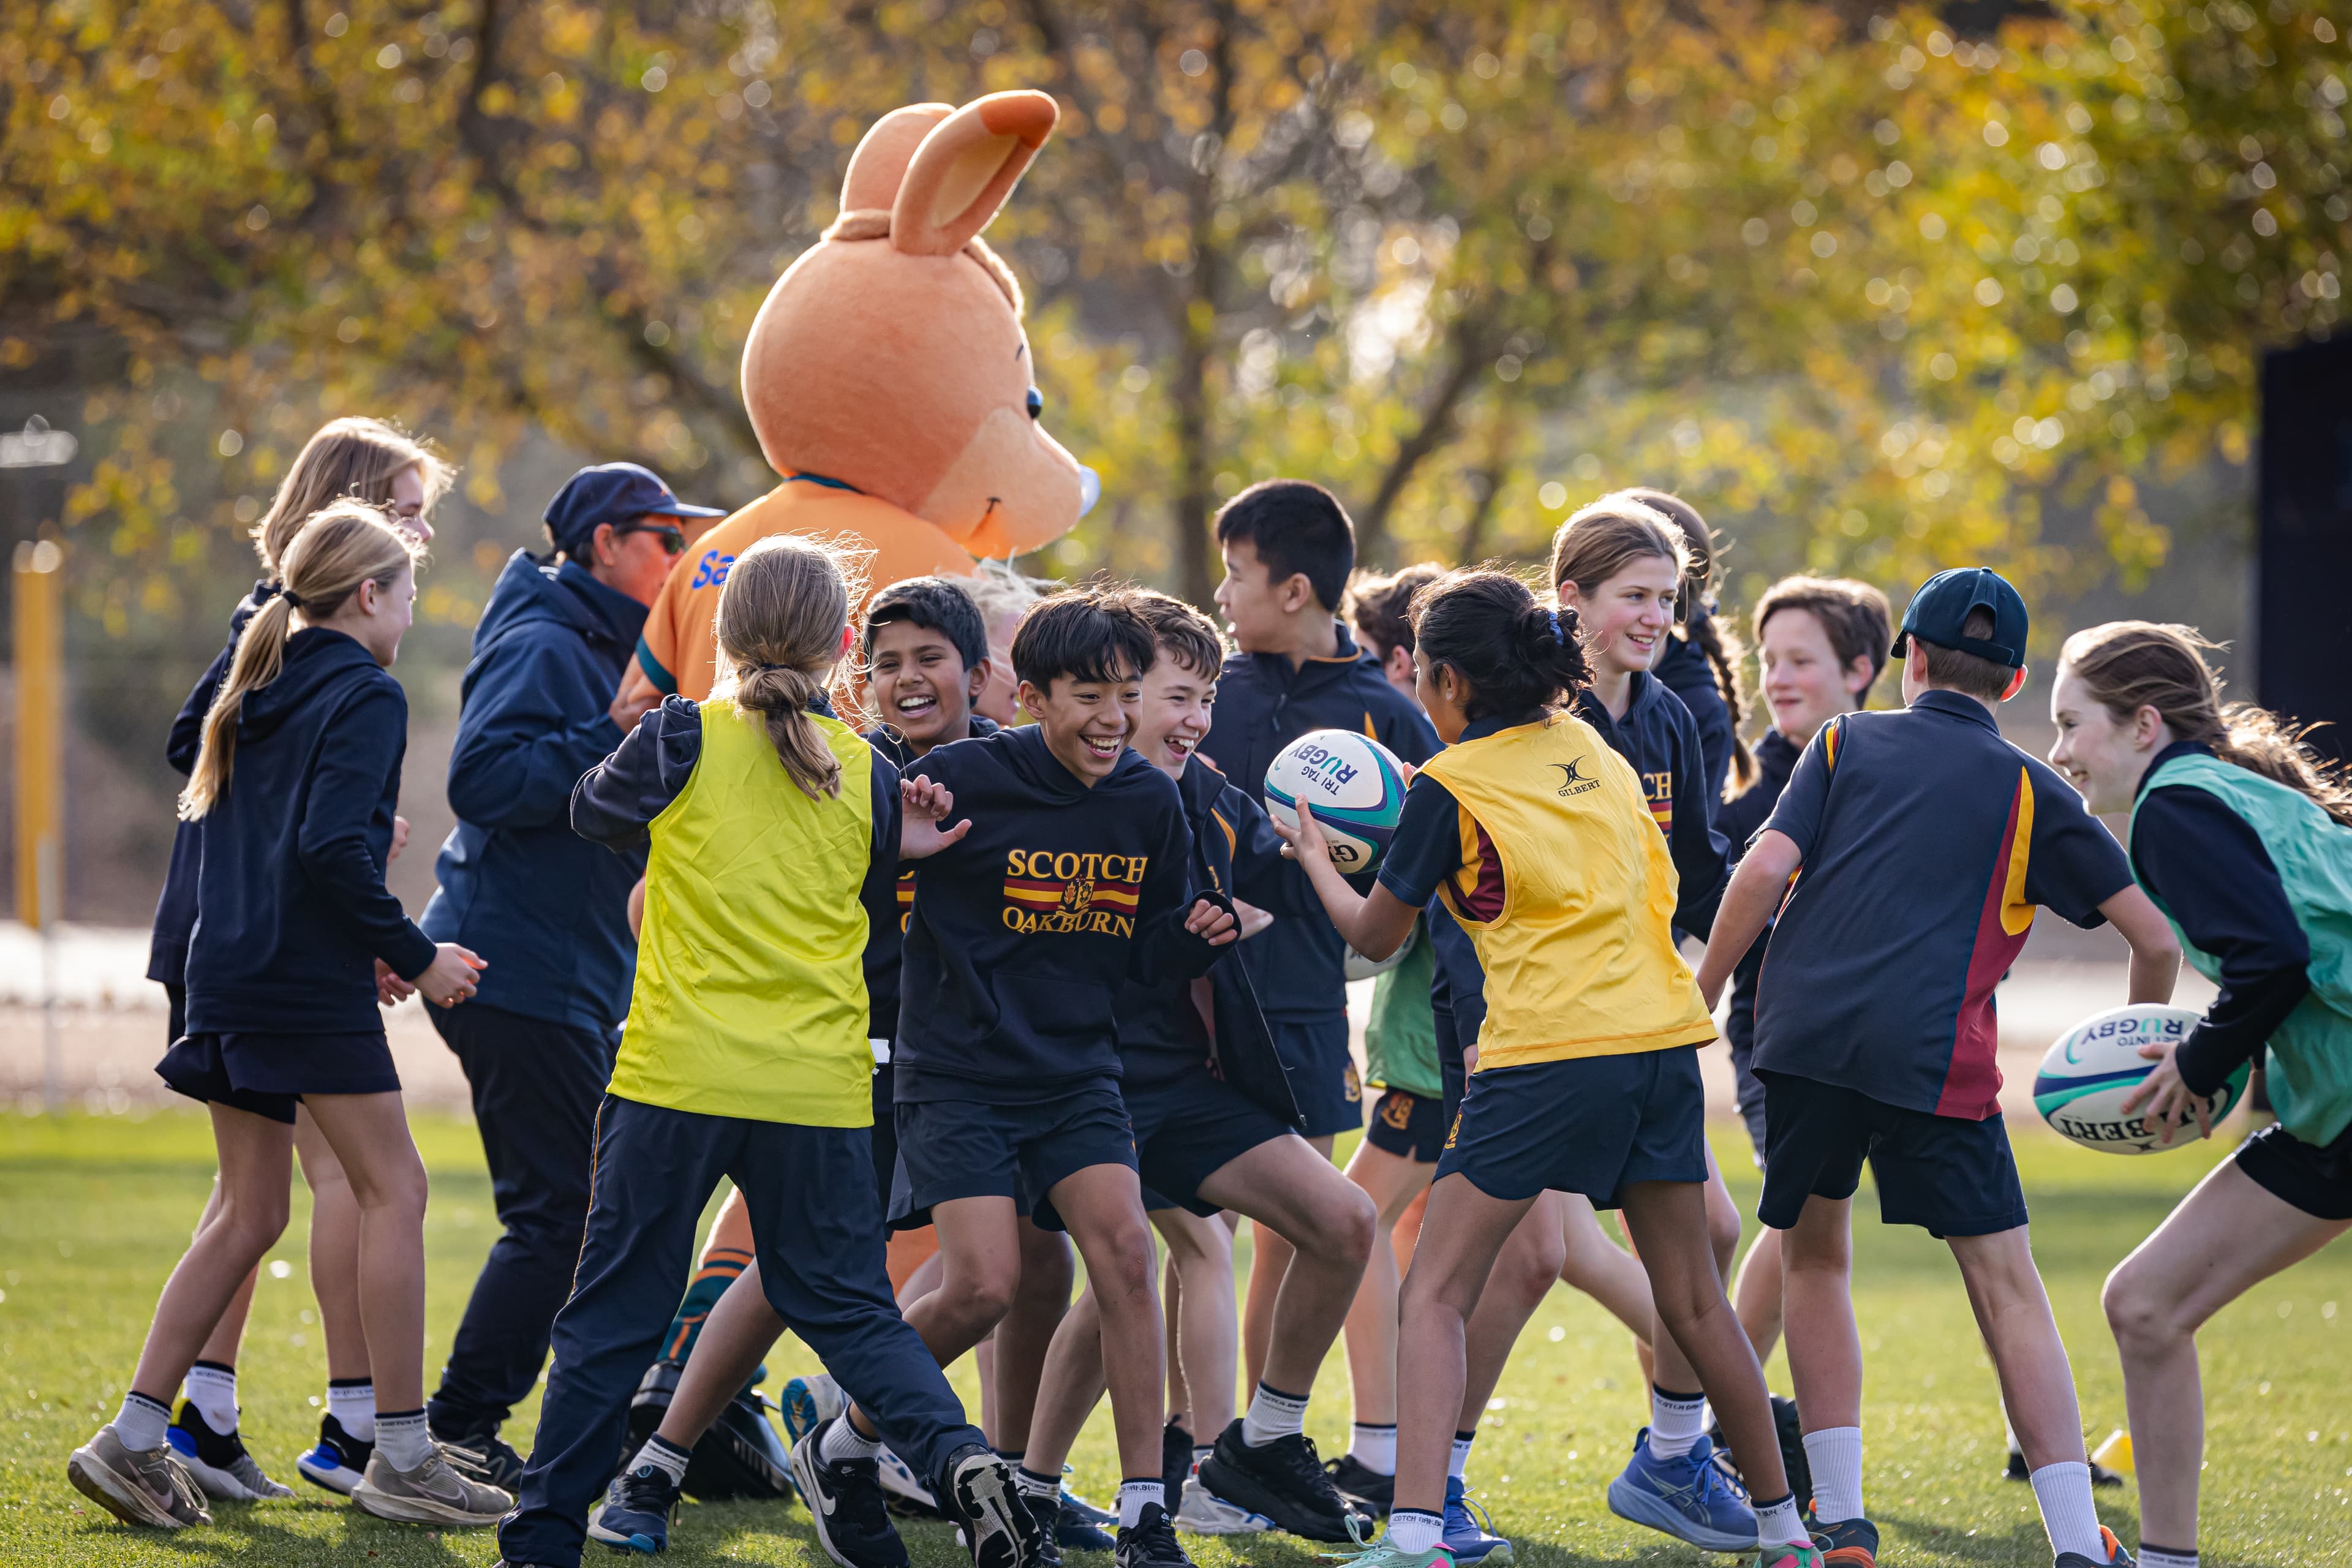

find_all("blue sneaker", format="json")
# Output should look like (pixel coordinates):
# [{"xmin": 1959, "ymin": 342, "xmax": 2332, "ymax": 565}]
[
  {"xmin": 780, "ymin": 1373, "xmax": 844, "ymax": 1446},
  {"xmin": 1605, "ymin": 1428, "xmax": 1757, "ymax": 1552},
  {"xmin": 1442, "ymin": 1475, "xmax": 1511, "ymax": 1563},
  {"xmin": 589, "ymin": 1460, "xmax": 681, "ymax": 1553},
  {"xmin": 295, "ymin": 1413, "xmax": 373, "ymax": 1496}
]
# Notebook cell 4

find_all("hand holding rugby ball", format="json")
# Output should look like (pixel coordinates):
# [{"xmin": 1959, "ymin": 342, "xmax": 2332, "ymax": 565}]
[
  {"xmin": 2035, "ymin": 1003, "xmax": 2250, "ymax": 1154},
  {"xmin": 1263, "ymin": 728, "xmax": 1411, "ymax": 876}
]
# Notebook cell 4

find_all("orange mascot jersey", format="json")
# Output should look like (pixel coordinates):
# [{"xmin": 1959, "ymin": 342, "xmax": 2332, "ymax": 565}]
[{"xmin": 635, "ymin": 478, "xmax": 980, "ymax": 701}]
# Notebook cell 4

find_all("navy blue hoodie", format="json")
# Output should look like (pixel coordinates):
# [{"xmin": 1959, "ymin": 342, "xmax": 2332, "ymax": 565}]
[
  {"xmin": 184, "ymin": 628, "xmax": 437, "ymax": 1035},
  {"xmin": 1719, "ymin": 726, "xmax": 1802, "ymax": 1061},
  {"xmin": 1653, "ymin": 607, "xmax": 1738, "ymax": 812},
  {"xmin": 1572, "ymin": 671, "xmax": 1730, "ymax": 937},
  {"xmin": 421, "ymin": 551, "xmax": 649, "ymax": 1031},
  {"xmin": 862, "ymin": 713, "xmax": 1000, "ymax": 1042},
  {"xmin": 149, "ymin": 582, "xmax": 277, "ymax": 987},
  {"xmin": 895, "ymin": 726, "xmax": 1220, "ymax": 1102},
  {"xmin": 1119, "ymin": 755, "xmax": 1315, "ymax": 1116},
  {"xmin": 1198, "ymin": 623, "xmax": 1441, "ymax": 1022}
]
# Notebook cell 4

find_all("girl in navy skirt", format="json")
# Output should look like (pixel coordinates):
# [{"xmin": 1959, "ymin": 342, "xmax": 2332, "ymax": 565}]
[{"xmin": 69, "ymin": 503, "xmax": 503, "ymax": 1532}]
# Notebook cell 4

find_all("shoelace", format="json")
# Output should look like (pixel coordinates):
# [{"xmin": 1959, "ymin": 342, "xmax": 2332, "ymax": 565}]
[
  {"xmin": 832, "ymin": 1457, "xmax": 894, "ymax": 1532},
  {"xmin": 1449, "ymin": 1488, "xmax": 1501, "ymax": 1539},
  {"xmin": 1126, "ymin": 1509, "xmax": 1188, "ymax": 1565},
  {"xmin": 614, "ymin": 1464, "xmax": 676, "ymax": 1513}
]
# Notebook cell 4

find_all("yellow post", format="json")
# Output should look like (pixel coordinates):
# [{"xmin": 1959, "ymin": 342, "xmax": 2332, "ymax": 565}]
[{"xmin": 12, "ymin": 538, "xmax": 62, "ymax": 932}]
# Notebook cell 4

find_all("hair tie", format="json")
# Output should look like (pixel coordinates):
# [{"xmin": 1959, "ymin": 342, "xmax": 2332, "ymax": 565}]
[
  {"xmin": 1545, "ymin": 608, "xmax": 1562, "ymax": 640},
  {"xmin": 281, "ymin": 591, "xmax": 304, "ymax": 611},
  {"xmin": 754, "ymin": 661, "xmax": 786, "ymax": 672}
]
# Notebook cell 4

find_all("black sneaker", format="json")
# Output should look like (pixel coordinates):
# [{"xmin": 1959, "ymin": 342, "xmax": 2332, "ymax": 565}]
[
  {"xmin": 1024, "ymin": 1491, "xmax": 1065, "ymax": 1568},
  {"xmin": 589, "ymin": 1459, "xmax": 682, "ymax": 1553},
  {"xmin": 1323, "ymin": 1452, "xmax": 1395, "ymax": 1517},
  {"xmin": 1192, "ymin": 1420, "xmax": 1367, "ymax": 1544},
  {"xmin": 1773, "ymin": 1394, "xmax": 1811, "ymax": 1518},
  {"xmin": 296, "ymin": 1412, "xmax": 374, "ymax": 1496},
  {"xmin": 945, "ymin": 1444, "xmax": 1049, "ymax": 1568},
  {"xmin": 2002, "ymin": 1447, "xmax": 2124, "ymax": 1490},
  {"xmin": 168, "ymin": 1400, "xmax": 293, "ymax": 1501},
  {"xmin": 790, "ymin": 1418, "xmax": 910, "ymax": 1568},
  {"xmin": 1115, "ymin": 1502, "xmax": 1192, "ymax": 1568},
  {"xmin": 1159, "ymin": 1421, "xmax": 1193, "ymax": 1505},
  {"xmin": 432, "ymin": 1423, "xmax": 525, "ymax": 1492},
  {"xmin": 1055, "ymin": 1492, "xmax": 1114, "ymax": 1552}
]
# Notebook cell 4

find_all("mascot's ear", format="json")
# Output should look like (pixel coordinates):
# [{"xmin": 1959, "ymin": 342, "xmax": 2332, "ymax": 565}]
[{"xmin": 890, "ymin": 90, "xmax": 1058, "ymax": 257}]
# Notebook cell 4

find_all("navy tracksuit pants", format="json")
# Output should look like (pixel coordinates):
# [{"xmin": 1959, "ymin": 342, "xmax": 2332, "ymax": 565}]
[
  {"xmin": 427, "ymin": 1003, "xmax": 614, "ymax": 1436},
  {"xmin": 497, "ymin": 1093, "xmax": 985, "ymax": 1568}
]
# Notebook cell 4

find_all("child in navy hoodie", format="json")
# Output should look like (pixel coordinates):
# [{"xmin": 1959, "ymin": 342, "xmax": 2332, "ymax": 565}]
[
  {"xmin": 867, "ymin": 587, "xmax": 1237, "ymax": 1568},
  {"xmin": 72, "ymin": 504, "xmax": 505, "ymax": 1535}
]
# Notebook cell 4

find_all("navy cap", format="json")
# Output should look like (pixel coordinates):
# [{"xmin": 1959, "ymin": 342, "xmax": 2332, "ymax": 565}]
[
  {"xmin": 543, "ymin": 462, "xmax": 725, "ymax": 552},
  {"xmin": 1891, "ymin": 567, "xmax": 2027, "ymax": 669}
]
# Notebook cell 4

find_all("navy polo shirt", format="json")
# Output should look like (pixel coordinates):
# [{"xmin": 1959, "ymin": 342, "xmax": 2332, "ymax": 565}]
[{"xmin": 1752, "ymin": 689, "xmax": 2133, "ymax": 1120}]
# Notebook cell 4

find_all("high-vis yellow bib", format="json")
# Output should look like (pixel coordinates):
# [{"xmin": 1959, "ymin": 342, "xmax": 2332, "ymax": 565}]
[
  {"xmin": 609, "ymin": 699, "xmax": 876, "ymax": 1125},
  {"xmin": 1418, "ymin": 714, "xmax": 1715, "ymax": 1070}
]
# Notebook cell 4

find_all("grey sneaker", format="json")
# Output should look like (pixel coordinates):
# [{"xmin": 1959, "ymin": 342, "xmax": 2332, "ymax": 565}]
[
  {"xmin": 67, "ymin": 1423, "xmax": 213, "ymax": 1529},
  {"xmin": 169, "ymin": 1400, "xmax": 295, "ymax": 1501},
  {"xmin": 350, "ymin": 1444, "xmax": 513, "ymax": 1526}
]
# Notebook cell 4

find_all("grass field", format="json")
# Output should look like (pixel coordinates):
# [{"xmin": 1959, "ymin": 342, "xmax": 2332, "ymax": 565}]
[{"xmin": 1, "ymin": 1109, "xmax": 2347, "ymax": 1567}]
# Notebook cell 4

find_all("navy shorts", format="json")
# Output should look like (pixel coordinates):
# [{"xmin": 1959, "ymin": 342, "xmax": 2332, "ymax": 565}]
[
  {"xmin": 1268, "ymin": 1014, "xmax": 1363, "ymax": 1139},
  {"xmin": 1435, "ymin": 1007, "xmax": 1467, "ymax": 1131},
  {"xmin": 890, "ymin": 1083, "xmax": 1137, "ymax": 1233},
  {"xmin": 157, "ymin": 1030, "xmax": 401, "ymax": 1125},
  {"xmin": 1365, "ymin": 1087, "xmax": 1445, "ymax": 1164},
  {"xmin": 1727, "ymin": 1039, "xmax": 1770, "ymax": 1169},
  {"xmin": 1436, "ymin": 1046, "xmax": 1708, "ymax": 1207},
  {"xmin": 1757, "ymin": 1071, "xmax": 2027, "ymax": 1238},
  {"xmin": 2236, "ymin": 1121, "xmax": 2352, "ymax": 1222},
  {"xmin": 869, "ymin": 1063, "xmax": 898, "ymax": 1214},
  {"xmin": 1128, "ymin": 1069, "xmax": 1292, "ymax": 1215}
]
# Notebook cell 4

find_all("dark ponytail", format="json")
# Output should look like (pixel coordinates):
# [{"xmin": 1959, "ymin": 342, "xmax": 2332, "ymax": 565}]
[{"xmin": 1411, "ymin": 569, "xmax": 1592, "ymax": 720}]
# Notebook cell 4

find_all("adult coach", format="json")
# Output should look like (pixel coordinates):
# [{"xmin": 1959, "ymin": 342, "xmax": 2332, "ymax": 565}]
[{"xmin": 419, "ymin": 462, "xmax": 722, "ymax": 1481}]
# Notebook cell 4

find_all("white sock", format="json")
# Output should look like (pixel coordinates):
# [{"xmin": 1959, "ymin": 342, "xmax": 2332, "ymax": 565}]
[
  {"xmin": 821, "ymin": 1415, "xmax": 883, "ymax": 1465},
  {"xmin": 1646, "ymin": 1385, "xmax": 1708, "ymax": 1460},
  {"xmin": 1241, "ymin": 1382, "xmax": 1309, "ymax": 1447},
  {"xmin": 2139, "ymin": 1548, "xmax": 2198, "ymax": 1568},
  {"xmin": 375, "ymin": 1408, "xmax": 432, "ymax": 1471},
  {"xmin": 1117, "ymin": 1478, "xmax": 1164, "ymax": 1528},
  {"xmin": 632, "ymin": 1434, "xmax": 691, "ymax": 1486},
  {"xmin": 1349, "ymin": 1422, "xmax": 1398, "ymax": 1476},
  {"xmin": 1803, "ymin": 1427, "xmax": 1864, "ymax": 1524},
  {"xmin": 1449, "ymin": 1431, "xmax": 1475, "ymax": 1480},
  {"xmin": 183, "ymin": 1361, "xmax": 239, "ymax": 1434},
  {"xmin": 1754, "ymin": 1491, "xmax": 1806, "ymax": 1547},
  {"xmin": 115, "ymin": 1392, "xmax": 172, "ymax": 1452},
  {"xmin": 1016, "ymin": 1466, "xmax": 1061, "ymax": 1501},
  {"xmin": 327, "ymin": 1379, "xmax": 376, "ymax": 1442},
  {"xmin": 1389, "ymin": 1509, "xmax": 1444, "ymax": 1553},
  {"xmin": 2029, "ymin": 1461, "xmax": 2107, "ymax": 1561}
]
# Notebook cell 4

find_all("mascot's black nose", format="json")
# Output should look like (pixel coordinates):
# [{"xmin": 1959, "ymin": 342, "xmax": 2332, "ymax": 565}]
[{"xmin": 1026, "ymin": 386, "xmax": 1044, "ymax": 420}]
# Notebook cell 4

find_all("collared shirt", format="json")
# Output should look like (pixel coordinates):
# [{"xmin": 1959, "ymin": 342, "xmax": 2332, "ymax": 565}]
[{"xmin": 1754, "ymin": 688, "xmax": 2133, "ymax": 1119}]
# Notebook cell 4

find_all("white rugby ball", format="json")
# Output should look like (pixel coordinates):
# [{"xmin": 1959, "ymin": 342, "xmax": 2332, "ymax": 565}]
[
  {"xmin": 2034, "ymin": 1003, "xmax": 2249, "ymax": 1155},
  {"xmin": 1344, "ymin": 920, "xmax": 1420, "ymax": 982},
  {"xmin": 1264, "ymin": 728, "xmax": 1410, "ymax": 876}
]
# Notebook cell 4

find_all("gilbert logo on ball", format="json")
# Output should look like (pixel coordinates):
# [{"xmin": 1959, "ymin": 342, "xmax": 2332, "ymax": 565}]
[
  {"xmin": 1264, "ymin": 728, "xmax": 1410, "ymax": 876},
  {"xmin": 2034, "ymin": 1002, "xmax": 2249, "ymax": 1155}
]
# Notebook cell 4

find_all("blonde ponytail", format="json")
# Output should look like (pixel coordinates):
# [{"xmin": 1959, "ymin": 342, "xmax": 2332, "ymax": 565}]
[
  {"xmin": 2059, "ymin": 620, "xmax": 2352, "ymax": 831},
  {"xmin": 711, "ymin": 533, "xmax": 869, "ymax": 800},
  {"xmin": 181, "ymin": 501, "xmax": 421, "ymax": 819},
  {"xmin": 255, "ymin": 417, "xmax": 449, "ymax": 574}
]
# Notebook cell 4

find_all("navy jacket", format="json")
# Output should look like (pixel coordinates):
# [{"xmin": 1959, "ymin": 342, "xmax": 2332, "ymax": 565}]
[
  {"xmin": 421, "ymin": 552, "xmax": 650, "ymax": 1032},
  {"xmin": 149, "ymin": 582, "xmax": 277, "ymax": 988},
  {"xmin": 1720, "ymin": 727, "xmax": 1803, "ymax": 1061},
  {"xmin": 862, "ymin": 714, "xmax": 1000, "ymax": 1043},
  {"xmin": 184, "ymin": 629, "xmax": 437, "ymax": 1035},
  {"xmin": 1653, "ymin": 607, "xmax": 1738, "ymax": 812},
  {"xmin": 895, "ymin": 726, "xmax": 1220, "ymax": 1101},
  {"xmin": 1198, "ymin": 624, "xmax": 1441, "ymax": 1021},
  {"xmin": 1119, "ymin": 756, "xmax": 1314, "ymax": 1121},
  {"xmin": 1573, "ymin": 671, "xmax": 1730, "ymax": 937}
]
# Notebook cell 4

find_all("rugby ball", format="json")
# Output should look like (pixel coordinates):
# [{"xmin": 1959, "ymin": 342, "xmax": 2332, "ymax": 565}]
[
  {"xmin": 1344, "ymin": 920, "xmax": 1419, "ymax": 982},
  {"xmin": 1265, "ymin": 729, "xmax": 1410, "ymax": 876},
  {"xmin": 2034, "ymin": 1003, "xmax": 2250, "ymax": 1155}
]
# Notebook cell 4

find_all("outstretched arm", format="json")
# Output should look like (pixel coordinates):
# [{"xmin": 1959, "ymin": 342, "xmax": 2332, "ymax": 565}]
[
  {"xmin": 1268, "ymin": 800, "xmax": 1422, "ymax": 962},
  {"xmin": 1694, "ymin": 829, "xmax": 1802, "ymax": 1011}
]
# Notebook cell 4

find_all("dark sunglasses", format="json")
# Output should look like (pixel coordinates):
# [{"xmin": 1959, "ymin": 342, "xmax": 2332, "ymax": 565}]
[{"xmin": 616, "ymin": 519, "xmax": 687, "ymax": 554}]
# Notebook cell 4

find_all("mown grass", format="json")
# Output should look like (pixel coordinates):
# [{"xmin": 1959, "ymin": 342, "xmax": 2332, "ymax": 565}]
[{"xmin": 1, "ymin": 1109, "xmax": 2346, "ymax": 1566}]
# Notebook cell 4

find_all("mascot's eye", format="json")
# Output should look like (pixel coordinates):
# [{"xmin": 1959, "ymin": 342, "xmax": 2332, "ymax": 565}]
[{"xmin": 1025, "ymin": 386, "xmax": 1044, "ymax": 421}]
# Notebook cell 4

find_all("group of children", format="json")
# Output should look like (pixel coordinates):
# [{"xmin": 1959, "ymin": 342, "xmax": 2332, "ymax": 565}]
[{"xmin": 66, "ymin": 438, "xmax": 2352, "ymax": 1568}]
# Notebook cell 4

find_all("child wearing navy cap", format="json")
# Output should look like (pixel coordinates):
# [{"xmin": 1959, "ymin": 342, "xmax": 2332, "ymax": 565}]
[{"xmin": 1695, "ymin": 567, "xmax": 2183, "ymax": 1568}]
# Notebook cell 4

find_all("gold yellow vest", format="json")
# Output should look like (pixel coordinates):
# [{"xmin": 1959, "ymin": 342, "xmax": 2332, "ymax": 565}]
[
  {"xmin": 1418, "ymin": 714, "xmax": 1716, "ymax": 1070},
  {"xmin": 608, "ymin": 700, "xmax": 876, "ymax": 1125}
]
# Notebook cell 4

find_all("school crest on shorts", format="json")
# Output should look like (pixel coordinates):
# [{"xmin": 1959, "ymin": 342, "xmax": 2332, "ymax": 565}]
[{"xmin": 1343, "ymin": 1063, "xmax": 1363, "ymax": 1102}]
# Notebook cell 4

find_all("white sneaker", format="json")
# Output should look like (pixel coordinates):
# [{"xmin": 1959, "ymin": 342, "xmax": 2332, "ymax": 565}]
[
  {"xmin": 876, "ymin": 1440, "xmax": 942, "ymax": 1517},
  {"xmin": 1175, "ymin": 1475, "xmax": 1272, "ymax": 1536},
  {"xmin": 349, "ymin": 1444, "xmax": 512, "ymax": 1526}
]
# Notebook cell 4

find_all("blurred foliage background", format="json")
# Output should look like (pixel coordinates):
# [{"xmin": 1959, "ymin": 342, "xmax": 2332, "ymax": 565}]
[{"xmin": 2, "ymin": 0, "xmax": 2346, "ymax": 916}]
